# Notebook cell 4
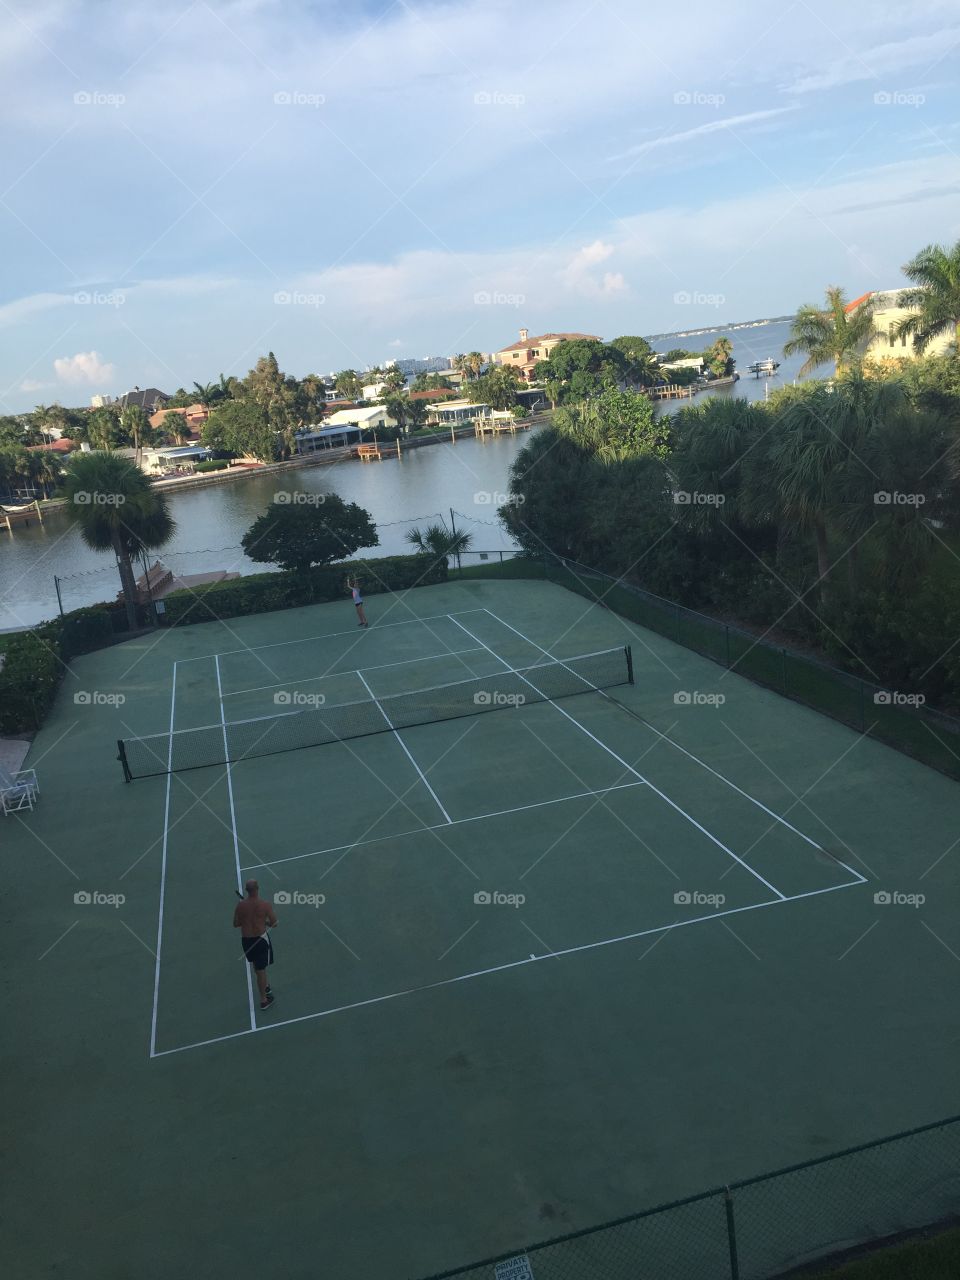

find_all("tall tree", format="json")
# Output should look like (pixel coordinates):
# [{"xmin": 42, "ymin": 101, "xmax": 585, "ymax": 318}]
[
  {"xmin": 334, "ymin": 369, "xmax": 362, "ymax": 400},
  {"xmin": 242, "ymin": 496, "xmax": 378, "ymax": 573},
  {"xmin": 892, "ymin": 240, "xmax": 960, "ymax": 357},
  {"xmin": 783, "ymin": 286, "xmax": 879, "ymax": 376},
  {"xmin": 62, "ymin": 452, "xmax": 175, "ymax": 629}
]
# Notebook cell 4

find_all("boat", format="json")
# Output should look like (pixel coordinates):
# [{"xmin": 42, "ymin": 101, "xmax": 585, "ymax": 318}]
[{"xmin": 746, "ymin": 359, "xmax": 780, "ymax": 377}]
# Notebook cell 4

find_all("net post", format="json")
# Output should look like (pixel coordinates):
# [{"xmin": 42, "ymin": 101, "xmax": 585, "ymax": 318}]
[
  {"xmin": 625, "ymin": 645, "xmax": 634, "ymax": 685},
  {"xmin": 117, "ymin": 739, "xmax": 132, "ymax": 783}
]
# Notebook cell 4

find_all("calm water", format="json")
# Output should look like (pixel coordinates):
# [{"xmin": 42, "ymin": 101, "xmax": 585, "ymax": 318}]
[
  {"xmin": 0, "ymin": 319, "xmax": 804, "ymax": 629},
  {"xmin": 0, "ymin": 432, "xmax": 529, "ymax": 628}
]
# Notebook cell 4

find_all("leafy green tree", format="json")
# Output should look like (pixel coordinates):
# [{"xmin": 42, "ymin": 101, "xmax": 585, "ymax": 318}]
[
  {"xmin": 334, "ymin": 369, "xmax": 362, "ymax": 399},
  {"xmin": 892, "ymin": 240, "xmax": 960, "ymax": 356},
  {"xmin": 784, "ymin": 286, "xmax": 879, "ymax": 377},
  {"xmin": 88, "ymin": 406, "xmax": 123, "ymax": 450},
  {"xmin": 406, "ymin": 399, "xmax": 430, "ymax": 431},
  {"xmin": 381, "ymin": 366, "xmax": 407, "ymax": 393},
  {"xmin": 244, "ymin": 352, "xmax": 286, "ymax": 407},
  {"xmin": 536, "ymin": 339, "xmax": 627, "ymax": 402},
  {"xmin": 609, "ymin": 335, "xmax": 661, "ymax": 387},
  {"xmin": 203, "ymin": 400, "xmax": 280, "ymax": 461},
  {"xmin": 242, "ymin": 495, "xmax": 378, "ymax": 573},
  {"xmin": 553, "ymin": 390, "xmax": 666, "ymax": 462},
  {"xmin": 411, "ymin": 372, "xmax": 452, "ymax": 392},
  {"xmin": 62, "ymin": 452, "xmax": 175, "ymax": 628}
]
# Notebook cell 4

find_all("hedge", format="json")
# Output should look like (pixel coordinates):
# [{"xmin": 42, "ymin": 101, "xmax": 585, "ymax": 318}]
[
  {"xmin": 195, "ymin": 459, "xmax": 230, "ymax": 472},
  {"xmin": 161, "ymin": 554, "xmax": 448, "ymax": 625},
  {"xmin": 0, "ymin": 604, "xmax": 145, "ymax": 734}
]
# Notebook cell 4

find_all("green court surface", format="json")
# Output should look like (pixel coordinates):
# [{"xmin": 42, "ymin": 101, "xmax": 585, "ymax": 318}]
[{"xmin": 6, "ymin": 578, "xmax": 960, "ymax": 1279}]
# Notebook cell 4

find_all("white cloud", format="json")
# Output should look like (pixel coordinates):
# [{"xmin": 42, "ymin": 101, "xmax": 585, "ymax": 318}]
[
  {"xmin": 0, "ymin": 292, "xmax": 74, "ymax": 328},
  {"xmin": 20, "ymin": 379, "xmax": 48, "ymax": 393},
  {"xmin": 787, "ymin": 29, "xmax": 960, "ymax": 94},
  {"xmin": 387, "ymin": 337, "xmax": 403, "ymax": 347},
  {"xmin": 608, "ymin": 107, "xmax": 801, "ymax": 162},
  {"xmin": 54, "ymin": 350, "xmax": 115, "ymax": 386}
]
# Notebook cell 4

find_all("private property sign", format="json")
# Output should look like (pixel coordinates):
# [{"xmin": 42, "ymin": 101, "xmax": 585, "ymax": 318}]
[{"xmin": 494, "ymin": 1256, "xmax": 534, "ymax": 1280}]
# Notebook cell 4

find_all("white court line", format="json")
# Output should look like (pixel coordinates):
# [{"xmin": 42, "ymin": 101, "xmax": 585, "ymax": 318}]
[
  {"xmin": 151, "ymin": 877, "xmax": 864, "ymax": 1058},
  {"xmin": 221, "ymin": 646, "xmax": 487, "ymax": 698},
  {"xmin": 241, "ymin": 781, "xmax": 648, "ymax": 872},
  {"xmin": 148, "ymin": 662, "xmax": 178, "ymax": 1058},
  {"xmin": 183, "ymin": 608, "xmax": 489, "ymax": 663},
  {"xmin": 216, "ymin": 655, "xmax": 257, "ymax": 1031},
  {"xmin": 355, "ymin": 669, "xmax": 452, "ymax": 825},
  {"xmin": 448, "ymin": 615, "xmax": 786, "ymax": 901},
  {"xmin": 484, "ymin": 608, "xmax": 868, "ymax": 886}
]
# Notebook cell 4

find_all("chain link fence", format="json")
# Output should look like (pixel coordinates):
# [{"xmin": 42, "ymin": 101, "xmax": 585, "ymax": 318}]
[
  {"xmin": 415, "ymin": 1113, "xmax": 960, "ymax": 1280},
  {"xmin": 455, "ymin": 553, "xmax": 960, "ymax": 781}
]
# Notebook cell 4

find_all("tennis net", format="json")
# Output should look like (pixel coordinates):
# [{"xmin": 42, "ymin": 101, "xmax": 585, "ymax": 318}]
[{"xmin": 117, "ymin": 644, "xmax": 633, "ymax": 780}]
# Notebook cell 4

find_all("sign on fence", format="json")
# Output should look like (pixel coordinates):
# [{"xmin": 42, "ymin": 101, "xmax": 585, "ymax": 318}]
[{"xmin": 494, "ymin": 1255, "xmax": 534, "ymax": 1280}]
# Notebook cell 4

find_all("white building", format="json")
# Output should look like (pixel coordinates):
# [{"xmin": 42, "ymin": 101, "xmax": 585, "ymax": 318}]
[
  {"xmin": 91, "ymin": 394, "xmax": 114, "ymax": 408},
  {"xmin": 322, "ymin": 405, "xmax": 398, "ymax": 432}
]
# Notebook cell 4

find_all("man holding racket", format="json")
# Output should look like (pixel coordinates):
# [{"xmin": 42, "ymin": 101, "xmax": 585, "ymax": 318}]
[{"xmin": 233, "ymin": 879, "xmax": 277, "ymax": 1011}]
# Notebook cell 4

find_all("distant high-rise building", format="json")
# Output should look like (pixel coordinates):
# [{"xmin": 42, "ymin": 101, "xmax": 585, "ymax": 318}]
[
  {"xmin": 393, "ymin": 356, "xmax": 451, "ymax": 375},
  {"xmin": 91, "ymin": 394, "xmax": 114, "ymax": 408}
]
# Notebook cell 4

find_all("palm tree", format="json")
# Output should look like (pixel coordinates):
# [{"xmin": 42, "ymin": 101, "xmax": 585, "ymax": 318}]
[
  {"xmin": 383, "ymin": 394, "xmax": 408, "ymax": 433},
  {"xmin": 783, "ymin": 286, "xmax": 879, "ymax": 377},
  {"xmin": 335, "ymin": 369, "xmax": 362, "ymax": 400},
  {"xmin": 705, "ymin": 336, "xmax": 734, "ymax": 378},
  {"xmin": 405, "ymin": 519, "xmax": 473, "ymax": 570},
  {"xmin": 892, "ymin": 240, "xmax": 960, "ymax": 356},
  {"xmin": 192, "ymin": 381, "xmax": 216, "ymax": 407},
  {"xmin": 452, "ymin": 354, "xmax": 470, "ymax": 385},
  {"xmin": 406, "ymin": 399, "xmax": 429, "ymax": 431},
  {"xmin": 543, "ymin": 379, "xmax": 564, "ymax": 410},
  {"xmin": 63, "ymin": 453, "xmax": 175, "ymax": 629},
  {"xmin": 217, "ymin": 373, "xmax": 240, "ymax": 401},
  {"xmin": 466, "ymin": 351, "xmax": 485, "ymax": 380}
]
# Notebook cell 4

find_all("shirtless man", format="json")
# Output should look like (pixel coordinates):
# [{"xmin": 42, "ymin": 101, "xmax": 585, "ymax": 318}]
[{"xmin": 233, "ymin": 879, "xmax": 278, "ymax": 1011}]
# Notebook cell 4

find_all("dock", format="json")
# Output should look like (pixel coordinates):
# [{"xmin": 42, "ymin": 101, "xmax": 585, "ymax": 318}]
[
  {"xmin": 648, "ymin": 383, "xmax": 696, "ymax": 401},
  {"xmin": 746, "ymin": 360, "xmax": 780, "ymax": 377},
  {"xmin": 1, "ymin": 500, "xmax": 44, "ymax": 534}
]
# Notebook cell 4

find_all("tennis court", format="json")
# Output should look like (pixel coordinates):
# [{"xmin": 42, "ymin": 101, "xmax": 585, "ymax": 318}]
[{"xmin": 8, "ymin": 578, "xmax": 960, "ymax": 1279}]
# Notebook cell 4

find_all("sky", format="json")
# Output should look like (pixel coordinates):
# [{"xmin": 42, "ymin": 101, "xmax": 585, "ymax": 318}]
[{"xmin": 1, "ymin": 0, "xmax": 959, "ymax": 411}]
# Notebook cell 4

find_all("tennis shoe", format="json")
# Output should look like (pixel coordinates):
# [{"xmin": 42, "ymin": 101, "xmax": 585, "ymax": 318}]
[{"xmin": 260, "ymin": 993, "xmax": 275, "ymax": 1011}]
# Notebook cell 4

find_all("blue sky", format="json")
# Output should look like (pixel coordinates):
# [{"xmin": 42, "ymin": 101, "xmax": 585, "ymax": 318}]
[{"xmin": 2, "ymin": 0, "xmax": 959, "ymax": 410}]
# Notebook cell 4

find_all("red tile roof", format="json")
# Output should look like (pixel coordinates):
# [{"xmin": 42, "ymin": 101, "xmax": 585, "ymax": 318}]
[
  {"xmin": 28, "ymin": 438, "xmax": 75, "ymax": 453},
  {"xmin": 844, "ymin": 291, "xmax": 874, "ymax": 314},
  {"xmin": 496, "ymin": 331, "xmax": 601, "ymax": 354}
]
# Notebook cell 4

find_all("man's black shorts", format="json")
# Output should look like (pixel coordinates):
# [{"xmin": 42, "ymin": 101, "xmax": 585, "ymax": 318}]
[{"xmin": 241, "ymin": 934, "xmax": 274, "ymax": 971}]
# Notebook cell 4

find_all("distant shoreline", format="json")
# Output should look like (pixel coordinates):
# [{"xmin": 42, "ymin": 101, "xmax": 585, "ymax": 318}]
[{"xmin": 646, "ymin": 315, "xmax": 793, "ymax": 343}]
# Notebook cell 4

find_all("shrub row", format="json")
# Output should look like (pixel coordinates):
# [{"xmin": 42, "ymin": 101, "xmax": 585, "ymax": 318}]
[
  {"xmin": 161, "ymin": 554, "xmax": 448, "ymax": 625},
  {"xmin": 0, "ymin": 606, "xmax": 132, "ymax": 734}
]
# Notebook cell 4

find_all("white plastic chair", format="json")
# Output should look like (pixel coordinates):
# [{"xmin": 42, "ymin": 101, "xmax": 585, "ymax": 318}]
[{"xmin": 1, "ymin": 768, "xmax": 39, "ymax": 816}]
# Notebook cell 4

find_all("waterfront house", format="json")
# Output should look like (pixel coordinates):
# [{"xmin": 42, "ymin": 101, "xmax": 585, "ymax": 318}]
[
  {"xmin": 493, "ymin": 328, "xmax": 601, "ymax": 382},
  {"xmin": 118, "ymin": 386, "xmax": 170, "ymax": 415},
  {"xmin": 845, "ymin": 290, "xmax": 955, "ymax": 364},
  {"xmin": 427, "ymin": 399, "xmax": 491, "ymax": 426},
  {"xmin": 321, "ymin": 405, "xmax": 399, "ymax": 433}
]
